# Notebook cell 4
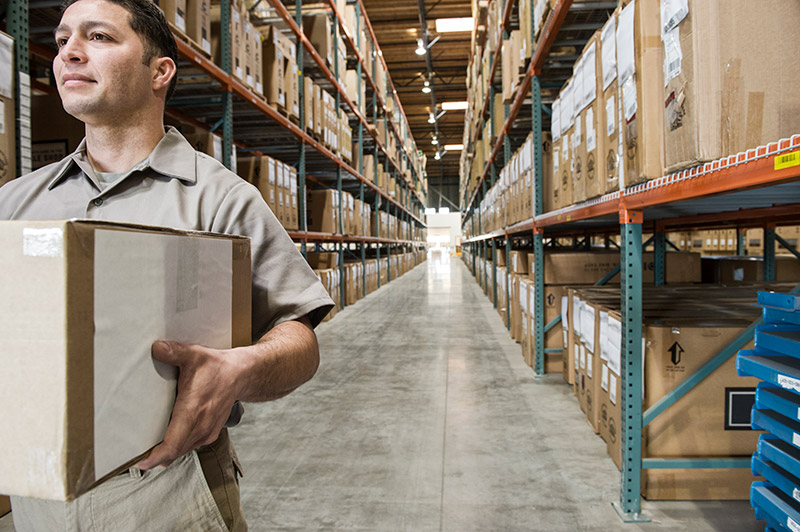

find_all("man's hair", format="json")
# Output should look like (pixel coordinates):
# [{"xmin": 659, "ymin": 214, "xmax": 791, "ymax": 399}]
[{"xmin": 60, "ymin": 0, "xmax": 179, "ymax": 102}]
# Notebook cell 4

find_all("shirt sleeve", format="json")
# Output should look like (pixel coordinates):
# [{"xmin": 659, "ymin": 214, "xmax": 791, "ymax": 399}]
[{"xmin": 210, "ymin": 180, "xmax": 334, "ymax": 339}]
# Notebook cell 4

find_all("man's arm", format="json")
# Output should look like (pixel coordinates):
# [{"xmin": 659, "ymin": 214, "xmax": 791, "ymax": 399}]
[{"xmin": 137, "ymin": 316, "xmax": 319, "ymax": 469}]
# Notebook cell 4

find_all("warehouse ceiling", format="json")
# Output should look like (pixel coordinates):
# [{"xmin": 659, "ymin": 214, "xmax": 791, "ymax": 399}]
[{"xmin": 361, "ymin": 0, "xmax": 471, "ymax": 211}]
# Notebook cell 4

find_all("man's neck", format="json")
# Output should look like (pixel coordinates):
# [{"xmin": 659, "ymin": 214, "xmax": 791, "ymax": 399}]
[{"xmin": 84, "ymin": 121, "xmax": 166, "ymax": 173}]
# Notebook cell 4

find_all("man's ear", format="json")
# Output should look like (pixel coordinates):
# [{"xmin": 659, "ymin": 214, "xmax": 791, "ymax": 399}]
[{"xmin": 152, "ymin": 56, "xmax": 176, "ymax": 94}]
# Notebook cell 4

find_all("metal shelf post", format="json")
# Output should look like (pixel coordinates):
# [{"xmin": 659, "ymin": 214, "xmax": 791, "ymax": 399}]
[
  {"xmin": 9, "ymin": 0, "xmax": 31, "ymax": 176},
  {"xmin": 614, "ymin": 209, "xmax": 648, "ymax": 522},
  {"xmin": 295, "ymin": 0, "xmax": 307, "ymax": 249},
  {"xmin": 531, "ymin": 75, "xmax": 545, "ymax": 375},
  {"xmin": 737, "ymin": 228, "xmax": 746, "ymax": 256},
  {"xmin": 492, "ymin": 239, "xmax": 498, "ymax": 308},
  {"xmin": 505, "ymin": 238, "xmax": 511, "ymax": 330},
  {"xmin": 220, "ymin": 0, "xmax": 233, "ymax": 170},
  {"xmin": 654, "ymin": 231, "xmax": 666, "ymax": 286},
  {"xmin": 764, "ymin": 225, "xmax": 776, "ymax": 281}
]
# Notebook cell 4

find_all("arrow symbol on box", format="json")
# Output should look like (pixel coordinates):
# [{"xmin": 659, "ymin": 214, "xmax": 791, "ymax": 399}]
[{"xmin": 668, "ymin": 342, "xmax": 684, "ymax": 365}]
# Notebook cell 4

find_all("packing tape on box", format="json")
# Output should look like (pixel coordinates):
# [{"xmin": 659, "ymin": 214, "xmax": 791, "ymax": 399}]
[{"xmin": 23, "ymin": 227, "xmax": 63, "ymax": 258}]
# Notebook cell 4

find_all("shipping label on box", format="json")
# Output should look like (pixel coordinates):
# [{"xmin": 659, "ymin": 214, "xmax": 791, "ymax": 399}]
[{"xmin": 0, "ymin": 220, "xmax": 251, "ymax": 501}]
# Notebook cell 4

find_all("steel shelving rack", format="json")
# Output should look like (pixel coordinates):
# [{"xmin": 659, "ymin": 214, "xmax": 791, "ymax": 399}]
[
  {"xmin": 459, "ymin": 0, "xmax": 800, "ymax": 521},
  {"xmin": 8, "ymin": 0, "xmax": 429, "ymax": 313}
]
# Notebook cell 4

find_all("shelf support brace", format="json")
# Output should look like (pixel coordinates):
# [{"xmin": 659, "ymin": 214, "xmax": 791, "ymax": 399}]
[
  {"xmin": 531, "ymin": 73, "xmax": 545, "ymax": 376},
  {"xmin": 654, "ymin": 230, "xmax": 666, "ymax": 286},
  {"xmin": 506, "ymin": 237, "xmax": 512, "ymax": 330},
  {"xmin": 764, "ymin": 225, "xmax": 776, "ymax": 282},
  {"xmin": 9, "ymin": 0, "xmax": 31, "ymax": 176},
  {"xmin": 737, "ymin": 228, "xmax": 746, "ymax": 256},
  {"xmin": 614, "ymin": 208, "xmax": 649, "ymax": 523}
]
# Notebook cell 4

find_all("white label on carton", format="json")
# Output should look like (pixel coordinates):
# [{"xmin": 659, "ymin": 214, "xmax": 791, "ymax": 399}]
[
  {"xmin": 0, "ymin": 32, "xmax": 12, "ymax": 99},
  {"xmin": 175, "ymin": 13, "xmax": 186, "ymax": 32},
  {"xmin": 795, "ymin": 488, "xmax": 800, "ymax": 503},
  {"xmin": 586, "ymin": 107, "xmax": 596, "ymax": 152},
  {"xmin": 606, "ymin": 96, "xmax": 616, "ymax": 136},
  {"xmin": 586, "ymin": 351, "xmax": 593, "ymax": 378},
  {"xmin": 573, "ymin": 296, "xmax": 582, "ymax": 337},
  {"xmin": 553, "ymin": 147, "xmax": 560, "ymax": 173},
  {"xmin": 560, "ymin": 82, "xmax": 573, "ymax": 135},
  {"xmin": 573, "ymin": 114, "xmax": 582, "ymax": 148},
  {"xmin": 601, "ymin": 364, "xmax": 609, "ymax": 392},
  {"xmin": 551, "ymin": 98, "xmax": 561, "ymax": 142},
  {"xmin": 663, "ymin": 27, "xmax": 682, "ymax": 85},
  {"xmin": 580, "ymin": 344, "xmax": 586, "ymax": 370},
  {"xmin": 607, "ymin": 316, "xmax": 622, "ymax": 377},
  {"xmin": 581, "ymin": 304, "xmax": 596, "ymax": 353},
  {"xmin": 0, "ymin": 103, "xmax": 4, "ymax": 135},
  {"xmin": 616, "ymin": 1, "xmax": 636, "ymax": 84},
  {"xmin": 790, "ymin": 517, "xmax": 800, "ymax": 532},
  {"xmin": 733, "ymin": 267, "xmax": 744, "ymax": 282},
  {"xmin": 661, "ymin": 0, "xmax": 689, "ymax": 36},
  {"xmin": 574, "ymin": 344, "xmax": 580, "ymax": 371},
  {"xmin": 93, "ymin": 231, "xmax": 232, "ymax": 480},
  {"xmin": 599, "ymin": 311, "xmax": 609, "ymax": 362},
  {"xmin": 572, "ymin": 57, "xmax": 585, "ymax": 114},
  {"xmin": 609, "ymin": 373, "xmax": 618, "ymax": 405},
  {"xmin": 583, "ymin": 42, "xmax": 597, "ymax": 106},
  {"xmin": 23, "ymin": 227, "xmax": 63, "ymax": 257},
  {"xmin": 601, "ymin": 17, "xmax": 617, "ymax": 91},
  {"xmin": 621, "ymin": 75, "xmax": 638, "ymax": 122},
  {"xmin": 780, "ymin": 375, "xmax": 800, "ymax": 394},
  {"xmin": 203, "ymin": 38, "xmax": 212, "ymax": 55}
]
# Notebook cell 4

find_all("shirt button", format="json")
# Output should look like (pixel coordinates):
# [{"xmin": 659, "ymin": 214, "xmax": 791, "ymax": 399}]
[{"xmin": 93, "ymin": 198, "xmax": 103, "ymax": 207}]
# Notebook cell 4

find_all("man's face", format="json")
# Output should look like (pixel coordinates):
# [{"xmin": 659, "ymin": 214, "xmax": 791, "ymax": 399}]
[{"xmin": 53, "ymin": 0, "xmax": 153, "ymax": 123}]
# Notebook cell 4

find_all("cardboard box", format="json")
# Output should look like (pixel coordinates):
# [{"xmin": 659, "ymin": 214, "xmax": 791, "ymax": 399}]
[
  {"xmin": 617, "ymin": 0, "xmax": 664, "ymax": 186},
  {"xmin": 186, "ymin": 0, "xmax": 211, "ymax": 55},
  {"xmin": 159, "ymin": 0, "xmax": 188, "ymax": 35},
  {"xmin": 540, "ymin": 251, "xmax": 701, "ymax": 285},
  {"xmin": 0, "ymin": 495, "xmax": 9, "ymax": 516},
  {"xmin": 576, "ymin": 33, "xmax": 605, "ymax": 201},
  {"xmin": 0, "ymin": 220, "xmax": 251, "ymax": 500},
  {"xmin": 261, "ymin": 26, "xmax": 288, "ymax": 109},
  {"xmin": 663, "ymin": 0, "xmax": 800, "ymax": 173},
  {"xmin": 599, "ymin": 13, "xmax": 621, "ymax": 194},
  {"xmin": 307, "ymin": 189, "xmax": 338, "ymax": 234},
  {"xmin": 303, "ymin": 13, "xmax": 333, "ymax": 67},
  {"xmin": 306, "ymin": 252, "xmax": 338, "ymax": 270}
]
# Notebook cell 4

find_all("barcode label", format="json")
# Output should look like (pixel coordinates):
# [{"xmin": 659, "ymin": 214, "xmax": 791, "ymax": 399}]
[
  {"xmin": 775, "ymin": 151, "xmax": 800, "ymax": 171},
  {"xmin": 789, "ymin": 517, "xmax": 800, "ymax": 532}
]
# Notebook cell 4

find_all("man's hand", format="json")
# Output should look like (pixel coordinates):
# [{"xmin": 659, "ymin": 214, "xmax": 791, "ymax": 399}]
[{"xmin": 137, "ymin": 341, "xmax": 243, "ymax": 470}]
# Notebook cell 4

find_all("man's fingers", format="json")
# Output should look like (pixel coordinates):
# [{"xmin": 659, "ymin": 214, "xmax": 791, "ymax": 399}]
[{"xmin": 151, "ymin": 340, "xmax": 190, "ymax": 365}]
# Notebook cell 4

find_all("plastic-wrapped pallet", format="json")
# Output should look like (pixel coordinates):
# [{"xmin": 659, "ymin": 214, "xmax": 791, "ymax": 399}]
[{"xmin": 737, "ymin": 291, "xmax": 800, "ymax": 531}]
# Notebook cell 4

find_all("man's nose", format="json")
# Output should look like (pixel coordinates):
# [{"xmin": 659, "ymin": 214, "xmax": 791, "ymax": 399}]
[{"xmin": 58, "ymin": 37, "xmax": 87, "ymax": 63}]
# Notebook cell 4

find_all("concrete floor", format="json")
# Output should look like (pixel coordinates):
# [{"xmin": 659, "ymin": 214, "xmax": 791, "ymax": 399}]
[{"xmin": 0, "ymin": 253, "xmax": 763, "ymax": 531}]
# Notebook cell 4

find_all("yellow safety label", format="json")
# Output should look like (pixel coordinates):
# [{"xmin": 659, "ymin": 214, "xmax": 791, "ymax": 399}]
[{"xmin": 774, "ymin": 151, "xmax": 800, "ymax": 171}]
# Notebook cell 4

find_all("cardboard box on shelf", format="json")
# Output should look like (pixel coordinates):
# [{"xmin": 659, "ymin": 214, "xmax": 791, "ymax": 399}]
[
  {"xmin": 260, "ymin": 26, "xmax": 287, "ymax": 109},
  {"xmin": 313, "ymin": 85, "xmax": 323, "ymax": 138},
  {"xmin": 539, "ymin": 251, "xmax": 701, "ymax": 285},
  {"xmin": 159, "ymin": 0, "xmax": 188, "ymax": 36},
  {"xmin": 663, "ymin": 0, "xmax": 800, "ymax": 174},
  {"xmin": 306, "ymin": 252, "xmax": 338, "ymax": 270},
  {"xmin": 251, "ymin": 24, "xmax": 263, "ymax": 95},
  {"xmin": 303, "ymin": 13, "xmax": 333, "ymax": 67},
  {"xmin": 283, "ymin": 40, "xmax": 299, "ymax": 119},
  {"xmin": 0, "ymin": 220, "xmax": 250, "ymax": 501},
  {"xmin": 501, "ymin": 30, "xmax": 522, "ymax": 103},
  {"xmin": 307, "ymin": 189, "xmax": 338, "ymax": 234},
  {"xmin": 599, "ymin": 13, "xmax": 620, "ymax": 194},
  {"xmin": 0, "ymin": 495, "xmax": 9, "ymax": 516},
  {"xmin": 185, "ymin": 0, "xmax": 211, "ymax": 55},
  {"xmin": 31, "ymin": 92, "xmax": 83, "ymax": 172},
  {"xmin": 576, "ymin": 33, "xmax": 605, "ymax": 201},
  {"xmin": 617, "ymin": 0, "xmax": 664, "ymax": 186}
]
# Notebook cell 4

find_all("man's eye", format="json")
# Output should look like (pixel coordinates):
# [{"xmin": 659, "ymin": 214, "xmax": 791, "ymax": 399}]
[
  {"xmin": 56, "ymin": 37, "xmax": 68, "ymax": 48},
  {"xmin": 90, "ymin": 33, "xmax": 109, "ymax": 41}
]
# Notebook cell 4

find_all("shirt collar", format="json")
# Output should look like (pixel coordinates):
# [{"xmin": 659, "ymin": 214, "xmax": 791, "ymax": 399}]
[{"xmin": 47, "ymin": 126, "xmax": 199, "ymax": 190}]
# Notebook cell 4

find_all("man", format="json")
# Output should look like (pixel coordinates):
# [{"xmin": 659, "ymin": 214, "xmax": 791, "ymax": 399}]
[{"xmin": 0, "ymin": 0, "xmax": 333, "ymax": 529}]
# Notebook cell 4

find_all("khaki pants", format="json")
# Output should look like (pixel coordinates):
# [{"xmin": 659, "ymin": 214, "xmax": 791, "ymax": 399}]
[{"xmin": 11, "ymin": 430, "xmax": 246, "ymax": 532}]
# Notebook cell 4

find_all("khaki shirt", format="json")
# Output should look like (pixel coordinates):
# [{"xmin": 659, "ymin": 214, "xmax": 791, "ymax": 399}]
[{"xmin": 0, "ymin": 127, "xmax": 334, "ymax": 335}]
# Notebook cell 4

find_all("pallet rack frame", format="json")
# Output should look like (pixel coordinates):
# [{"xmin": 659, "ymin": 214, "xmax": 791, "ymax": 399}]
[
  {"xmin": 460, "ymin": 0, "xmax": 800, "ymax": 521},
  {"xmin": 11, "ymin": 0, "xmax": 430, "ymax": 315}
]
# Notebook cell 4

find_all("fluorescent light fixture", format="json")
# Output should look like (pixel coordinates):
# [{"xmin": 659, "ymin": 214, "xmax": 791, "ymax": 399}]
[
  {"xmin": 415, "ymin": 39, "xmax": 426, "ymax": 55},
  {"xmin": 425, "ymin": 207, "xmax": 437, "ymax": 215},
  {"xmin": 444, "ymin": 144, "xmax": 464, "ymax": 151},
  {"xmin": 435, "ymin": 17, "xmax": 474, "ymax": 33},
  {"xmin": 431, "ymin": 138, "xmax": 438, "ymax": 145},
  {"xmin": 439, "ymin": 207, "xmax": 450, "ymax": 214},
  {"xmin": 441, "ymin": 101, "xmax": 468, "ymax": 111},
  {"xmin": 422, "ymin": 80, "xmax": 431, "ymax": 94}
]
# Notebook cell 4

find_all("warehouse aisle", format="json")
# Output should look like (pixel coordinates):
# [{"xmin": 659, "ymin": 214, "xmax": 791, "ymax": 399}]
[
  {"xmin": 0, "ymin": 254, "xmax": 761, "ymax": 532},
  {"xmin": 232, "ymin": 254, "xmax": 761, "ymax": 532}
]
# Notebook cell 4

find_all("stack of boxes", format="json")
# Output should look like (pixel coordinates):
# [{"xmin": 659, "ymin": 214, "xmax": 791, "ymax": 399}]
[
  {"xmin": 236, "ymin": 154, "xmax": 299, "ymax": 230},
  {"xmin": 738, "ymin": 291, "xmax": 800, "ymax": 529}
]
